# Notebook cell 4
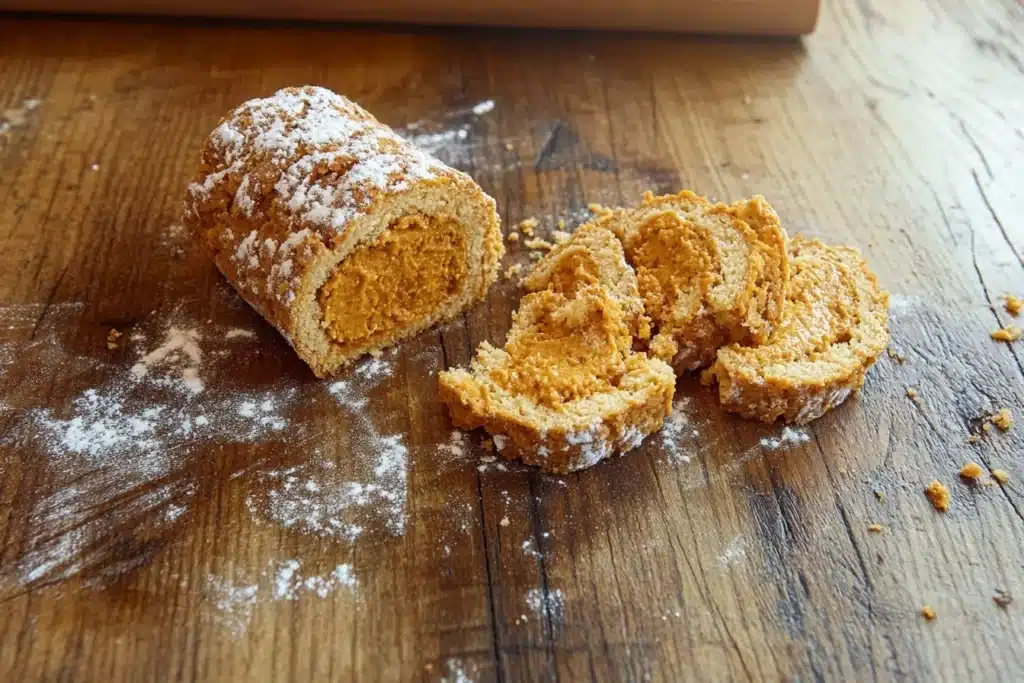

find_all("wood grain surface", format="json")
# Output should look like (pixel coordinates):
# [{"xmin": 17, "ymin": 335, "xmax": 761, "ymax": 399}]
[{"xmin": 1, "ymin": 0, "xmax": 1023, "ymax": 681}]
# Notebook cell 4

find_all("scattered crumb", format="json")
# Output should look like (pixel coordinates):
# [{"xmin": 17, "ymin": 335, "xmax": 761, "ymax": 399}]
[
  {"xmin": 504, "ymin": 263, "xmax": 523, "ymax": 281},
  {"xmin": 874, "ymin": 490, "xmax": 885, "ymax": 503},
  {"xmin": 504, "ymin": 142, "xmax": 514, "ymax": 151},
  {"xmin": 887, "ymin": 346, "xmax": 906, "ymax": 363},
  {"xmin": 868, "ymin": 524, "xmax": 885, "ymax": 533},
  {"xmin": 552, "ymin": 230, "xmax": 572, "ymax": 244},
  {"xmin": 90, "ymin": 163, "xmax": 100, "ymax": 171},
  {"xmin": 499, "ymin": 516, "xmax": 510, "ymax": 527},
  {"xmin": 1003, "ymin": 294, "xmax": 1022, "ymax": 316},
  {"xmin": 989, "ymin": 408, "xmax": 1013, "ymax": 431},
  {"xmin": 959, "ymin": 462, "xmax": 984, "ymax": 482},
  {"xmin": 991, "ymin": 325, "xmax": 1022, "ymax": 342},
  {"xmin": 994, "ymin": 589, "xmax": 1013, "ymax": 608},
  {"xmin": 924, "ymin": 480, "xmax": 950, "ymax": 512},
  {"xmin": 106, "ymin": 328, "xmax": 122, "ymax": 350},
  {"xmin": 518, "ymin": 218, "xmax": 538, "ymax": 237},
  {"xmin": 556, "ymin": 219, "xmax": 565, "ymax": 230},
  {"xmin": 905, "ymin": 387, "xmax": 921, "ymax": 404},
  {"xmin": 523, "ymin": 237, "xmax": 553, "ymax": 251},
  {"xmin": 507, "ymin": 231, "xmax": 520, "ymax": 242},
  {"xmin": 992, "ymin": 469, "xmax": 1010, "ymax": 485},
  {"xmin": 921, "ymin": 605, "xmax": 936, "ymax": 621},
  {"xmin": 967, "ymin": 434, "xmax": 981, "ymax": 444}
]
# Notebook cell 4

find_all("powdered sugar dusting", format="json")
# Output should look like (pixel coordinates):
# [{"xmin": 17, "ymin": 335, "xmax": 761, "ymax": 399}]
[
  {"xmin": 661, "ymin": 398, "xmax": 699, "ymax": 465},
  {"xmin": 130, "ymin": 325, "xmax": 205, "ymax": 394},
  {"xmin": 718, "ymin": 536, "xmax": 747, "ymax": 567},
  {"xmin": 189, "ymin": 86, "xmax": 446, "ymax": 235},
  {"xmin": 207, "ymin": 561, "xmax": 356, "ymax": 636},
  {"xmin": 7, "ymin": 311, "xmax": 302, "ymax": 587},
  {"xmin": 525, "ymin": 587, "xmax": 565, "ymax": 627},
  {"xmin": 760, "ymin": 426, "xmax": 810, "ymax": 450},
  {"xmin": 272, "ymin": 560, "xmax": 357, "ymax": 600},
  {"xmin": 207, "ymin": 575, "xmax": 259, "ymax": 636},
  {"xmin": 245, "ymin": 354, "xmax": 408, "ymax": 539},
  {"xmin": 440, "ymin": 659, "xmax": 475, "ymax": 683}
]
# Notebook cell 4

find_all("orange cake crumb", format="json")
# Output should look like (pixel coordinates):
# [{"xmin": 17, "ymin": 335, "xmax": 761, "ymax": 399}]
[
  {"xmin": 921, "ymin": 605, "xmax": 936, "ymax": 621},
  {"xmin": 106, "ymin": 328, "xmax": 122, "ymax": 350},
  {"xmin": 959, "ymin": 462, "xmax": 984, "ymax": 482},
  {"xmin": 523, "ymin": 237, "xmax": 554, "ymax": 251},
  {"xmin": 924, "ymin": 480, "xmax": 950, "ymax": 512},
  {"xmin": 868, "ymin": 524, "xmax": 885, "ymax": 533},
  {"xmin": 519, "ymin": 218, "xmax": 538, "ymax": 237},
  {"xmin": 992, "ymin": 469, "xmax": 1010, "ymax": 485},
  {"xmin": 507, "ymin": 231, "xmax": 520, "ymax": 242},
  {"xmin": 991, "ymin": 325, "xmax": 1022, "ymax": 342},
  {"xmin": 906, "ymin": 387, "xmax": 921, "ymax": 404},
  {"xmin": 1003, "ymin": 294, "xmax": 1022, "ymax": 316},
  {"xmin": 887, "ymin": 346, "xmax": 906, "ymax": 363},
  {"xmin": 989, "ymin": 408, "xmax": 1013, "ymax": 431}
]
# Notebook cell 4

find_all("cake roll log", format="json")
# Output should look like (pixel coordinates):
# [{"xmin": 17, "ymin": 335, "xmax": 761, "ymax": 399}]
[{"xmin": 184, "ymin": 86, "xmax": 504, "ymax": 377}]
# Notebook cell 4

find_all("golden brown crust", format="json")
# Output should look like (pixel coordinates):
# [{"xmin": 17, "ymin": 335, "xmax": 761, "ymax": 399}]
[
  {"xmin": 183, "ymin": 86, "xmax": 503, "ymax": 377},
  {"xmin": 702, "ymin": 237, "xmax": 890, "ymax": 424}
]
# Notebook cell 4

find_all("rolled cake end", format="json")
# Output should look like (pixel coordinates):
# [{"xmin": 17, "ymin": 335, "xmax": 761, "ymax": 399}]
[{"xmin": 184, "ymin": 86, "xmax": 503, "ymax": 377}]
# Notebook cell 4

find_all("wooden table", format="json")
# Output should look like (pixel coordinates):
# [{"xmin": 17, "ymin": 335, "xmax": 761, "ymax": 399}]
[{"xmin": 1, "ymin": 1, "xmax": 1022, "ymax": 681}]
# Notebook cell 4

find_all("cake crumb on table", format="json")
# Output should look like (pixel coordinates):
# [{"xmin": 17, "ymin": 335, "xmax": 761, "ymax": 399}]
[
  {"xmin": 921, "ymin": 605, "xmax": 937, "ymax": 621},
  {"xmin": 523, "ymin": 237, "xmax": 554, "ymax": 251},
  {"xmin": 1003, "ymin": 294, "xmax": 1022, "ymax": 316},
  {"xmin": 106, "ymin": 328, "xmax": 122, "ymax": 350},
  {"xmin": 868, "ymin": 523, "xmax": 885, "ymax": 533},
  {"xmin": 504, "ymin": 263, "xmax": 523, "ymax": 281},
  {"xmin": 499, "ymin": 516, "xmax": 510, "ymax": 527},
  {"xmin": 518, "ymin": 218, "xmax": 538, "ymax": 236},
  {"xmin": 924, "ymin": 480, "xmax": 950, "ymax": 512},
  {"xmin": 966, "ymin": 434, "xmax": 981, "ymax": 444},
  {"xmin": 991, "ymin": 324, "xmax": 1022, "ymax": 342},
  {"xmin": 906, "ymin": 387, "xmax": 921, "ymax": 404},
  {"xmin": 992, "ymin": 469, "xmax": 1010, "ymax": 485},
  {"xmin": 507, "ymin": 231, "xmax": 520, "ymax": 242},
  {"xmin": 887, "ymin": 346, "xmax": 906, "ymax": 363},
  {"xmin": 989, "ymin": 408, "xmax": 1013, "ymax": 431},
  {"xmin": 874, "ymin": 490, "xmax": 885, "ymax": 503},
  {"xmin": 959, "ymin": 462, "xmax": 984, "ymax": 482}
]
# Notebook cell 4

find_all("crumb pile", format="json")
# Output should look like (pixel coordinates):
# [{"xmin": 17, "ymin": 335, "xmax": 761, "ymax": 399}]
[{"xmin": 441, "ymin": 189, "xmax": 891, "ymax": 471}]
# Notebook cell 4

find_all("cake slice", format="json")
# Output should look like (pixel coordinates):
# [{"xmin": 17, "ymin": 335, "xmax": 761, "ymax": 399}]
[
  {"xmin": 702, "ymin": 237, "xmax": 890, "ymax": 424},
  {"xmin": 521, "ymin": 221, "xmax": 651, "ymax": 340},
  {"xmin": 605, "ymin": 190, "xmax": 789, "ymax": 370},
  {"xmin": 439, "ymin": 226, "xmax": 675, "ymax": 473}
]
